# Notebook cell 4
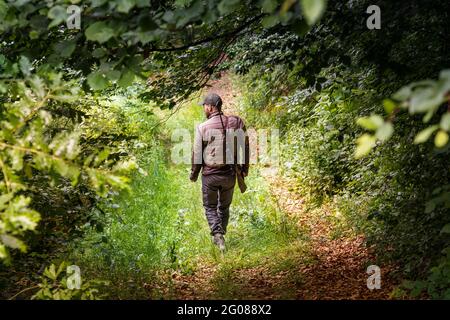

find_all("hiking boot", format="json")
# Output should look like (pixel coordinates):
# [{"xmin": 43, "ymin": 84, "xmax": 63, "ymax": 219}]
[{"xmin": 213, "ymin": 233, "xmax": 226, "ymax": 252}]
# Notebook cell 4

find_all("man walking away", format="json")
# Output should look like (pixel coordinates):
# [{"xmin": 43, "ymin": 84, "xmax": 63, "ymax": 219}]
[{"xmin": 190, "ymin": 93, "xmax": 250, "ymax": 252}]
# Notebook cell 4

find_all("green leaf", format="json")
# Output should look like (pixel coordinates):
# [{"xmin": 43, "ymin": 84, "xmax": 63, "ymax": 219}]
[
  {"xmin": 87, "ymin": 71, "xmax": 109, "ymax": 91},
  {"xmin": 92, "ymin": 48, "xmax": 107, "ymax": 58},
  {"xmin": 19, "ymin": 56, "xmax": 32, "ymax": 76},
  {"xmin": 218, "ymin": 0, "xmax": 240, "ymax": 15},
  {"xmin": 425, "ymin": 200, "xmax": 436, "ymax": 214},
  {"xmin": 422, "ymin": 109, "xmax": 434, "ymax": 123},
  {"xmin": 175, "ymin": 0, "xmax": 204, "ymax": 27},
  {"xmin": 9, "ymin": 211, "xmax": 40, "ymax": 231},
  {"xmin": 301, "ymin": 0, "xmax": 327, "ymax": 25},
  {"xmin": 0, "ymin": 0, "xmax": 8, "ymax": 20},
  {"xmin": 375, "ymin": 122, "xmax": 394, "ymax": 142},
  {"xmin": 85, "ymin": 22, "xmax": 116, "ymax": 43},
  {"xmin": 135, "ymin": 0, "xmax": 150, "ymax": 7},
  {"xmin": 0, "ymin": 234, "xmax": 26, "ymax": 252},
  {"xmin": 434, "ymin": 130, "xmax": 449, "ymax": 148},
  {"xmin": 8, "ymin": 148, "xmax": 24, "ymax": 171},
  {"xmin": 44, "ymin": 264, "xmax": 57, "ymax": 280},
  {"xmin": 0, "ymin": 193, "xmax": 14, "ymax": 209},
  {"xmin": 57, "ymin": 266, "xmax": 67, "ymax": 280},
  {"xmin": 356, "ymin": 115, "xmax": 384, "ymax": 131},
  {"xmin": 0, "ymin": 244, "xmax": 7, "ymax": 259},
  {"xmin": 354, "ymin": 134, "xmax": 376, "ymax": 159},
  {"xmin": 409, "ymin": 85, "xmax": 446, "ymax": 114},
  {"xmin": 48, "ymin": 5, "xmax": 67, "ymax": 28},
  {"xmin": 261, "ymin": 15, "xmax": 279, "ymax": 28},
  {"xmin": 440, "ymin": 224, "xmax": 450, "ymax": 234},
  {"xmin": 261, "ymin": 0, "xmax": 278, "ymax": 13},
  {"xmin": 162, "ymin": 10, "xmax": 175, "ymax": 23},
  {"xmin": 29, "ymin": 30, "xmax": 39, "ymax": 39},
  {"xmin": 118, "ymin": 69, "xmax": 135, "ymax": 88},
  {"xmin": 0, "ymin": 81, "xmax": 6, "ymax": 93},
  {"xmin": 92, "ymin": 0, "xmax": 108, "ymax": 7},
  {"xmin": 28, "ymin": 76, "xmax": 45, "ymax": 99},
  {"xmin": 414, "ymin": 125, "xmax": 439, "ymax": 144},
  {"xmin": 135, "ymin": 31, "xmax": 157, "ymax": 44},
  {"xmin": 116, "ymin": 0, "xmax": 136, "ymax": 13},
  {"xmin": 392, "ymin": 85, "xmax": 412, "ymax": 102},
  {"xmin": 106, "ymin": 69, "xmax": 121, "ymax": 82},
  {"xmin": 54, "ymin": 41, "xmax": 76, "ymax": 58},
  {"xmin": 261, "ymin": 15, "xmax": 280, "ymax": 28},
  {"xmin": 383, "ymin": 99, "xmax": 397, "ymax": 114},
  {"xmin": 440, "ymin": 69, "xmax": 450, "ymax": 81},
  {"xmin": 440, "ymin": 113, "xmax": 450, "ymax": 131}
]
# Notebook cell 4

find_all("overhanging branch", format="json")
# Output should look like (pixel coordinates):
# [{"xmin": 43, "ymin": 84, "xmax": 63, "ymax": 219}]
[{"xmin": 145, "ymin": 14, "xmax": 265, "ymax": 53}]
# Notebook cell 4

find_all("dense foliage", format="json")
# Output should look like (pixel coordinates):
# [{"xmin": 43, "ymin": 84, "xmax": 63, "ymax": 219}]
[{"xmin": 229, "ymin": 0, "xmax": 450, "ymax": 298}]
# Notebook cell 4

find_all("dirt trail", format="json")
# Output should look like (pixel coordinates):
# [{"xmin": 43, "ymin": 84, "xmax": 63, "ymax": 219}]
[
  {"xmin": 266, "ymin": 175, "xmax": 397, "ymax": 299},
  {"xmin": 170, "ymin": 74, "xmax": 397, "ymax": 299}
]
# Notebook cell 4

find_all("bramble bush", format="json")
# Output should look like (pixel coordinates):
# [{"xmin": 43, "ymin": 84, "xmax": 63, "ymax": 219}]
[{"xmin": 31, "ymin": 261, "xmax": 109, "ymax": 300}]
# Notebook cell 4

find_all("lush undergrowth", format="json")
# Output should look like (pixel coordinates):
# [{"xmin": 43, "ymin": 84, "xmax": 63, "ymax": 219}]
[
  {"xmin": 68, "ymin": 100, "xmax": 305, "ymax": 299},
  {"xmin": 232, "ymin": 62, "xmax": 450, "ymax": 298}
]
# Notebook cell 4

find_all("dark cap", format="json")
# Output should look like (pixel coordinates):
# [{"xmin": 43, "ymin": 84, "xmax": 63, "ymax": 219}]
[{"xmin": 198, "ymin": 93, "xmax": 222, "ymax": 109}]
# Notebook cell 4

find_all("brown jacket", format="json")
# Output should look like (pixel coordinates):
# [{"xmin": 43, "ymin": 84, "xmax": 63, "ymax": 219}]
[{"xmin": 190, "ymin": 111, "xmax": 250, "ymax": 180}]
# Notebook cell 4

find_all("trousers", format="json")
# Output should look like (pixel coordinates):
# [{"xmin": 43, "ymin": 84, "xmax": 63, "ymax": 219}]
[{"xmin": 201, "ymin": 173, "xmax": 236, "ymax": 235}]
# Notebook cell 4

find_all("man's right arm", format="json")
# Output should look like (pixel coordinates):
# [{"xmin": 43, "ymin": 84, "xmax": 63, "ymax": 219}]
[{"xmin": 190, "ymin": 126, "xmax": 203, "ymax": 181}]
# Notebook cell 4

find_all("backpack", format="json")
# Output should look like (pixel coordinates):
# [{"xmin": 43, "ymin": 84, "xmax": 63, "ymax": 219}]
[{"xmin": 203, "ymin": 114, "xmax": 240, "ymax": 168}]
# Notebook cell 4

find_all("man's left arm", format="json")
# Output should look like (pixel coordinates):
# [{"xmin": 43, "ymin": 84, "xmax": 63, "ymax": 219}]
[{"xmin": 240, "ymin": 119, "xmax": 250, "ymax": 177}]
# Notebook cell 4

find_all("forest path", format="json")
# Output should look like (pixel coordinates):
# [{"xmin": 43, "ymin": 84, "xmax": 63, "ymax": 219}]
[{"xmin": 162, "ymin": 74, "xmax": 396, "ymax": 300}]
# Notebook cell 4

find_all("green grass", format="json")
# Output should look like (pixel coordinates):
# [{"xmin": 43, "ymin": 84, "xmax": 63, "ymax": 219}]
[{"xmin": 69, "ymin": 101, "xmax": 310, "ymax": 299}]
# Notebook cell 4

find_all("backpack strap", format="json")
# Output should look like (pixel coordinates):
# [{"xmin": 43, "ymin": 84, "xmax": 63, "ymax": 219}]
[
  {"xmin": 220, "ymin": 115, "xmax": 243, "ymax": 167},
  {"xmin": 219, "ymin": 113, "xmax": 228, "ymax": 166}
]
